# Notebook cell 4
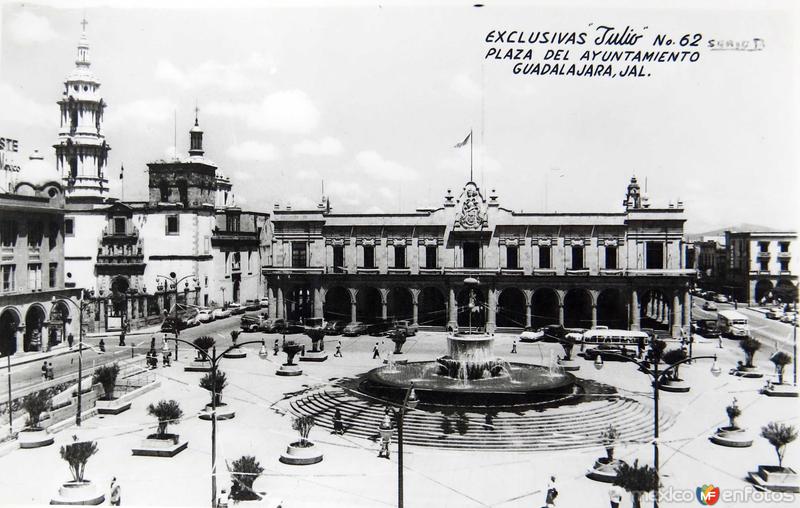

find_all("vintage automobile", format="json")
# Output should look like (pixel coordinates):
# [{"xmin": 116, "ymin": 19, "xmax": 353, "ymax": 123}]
[{"xmin": 343, "ymin": 321, "xmax": 368, "ymax": 336}]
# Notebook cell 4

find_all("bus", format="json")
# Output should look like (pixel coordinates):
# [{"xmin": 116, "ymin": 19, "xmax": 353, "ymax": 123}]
[
  {"xmin": 579, "ymin": 329, "xmax": 651, "ymax": 350},
  {"xmin": 717, "ymin": 310, "xmax": 749, "ymax": 338}
]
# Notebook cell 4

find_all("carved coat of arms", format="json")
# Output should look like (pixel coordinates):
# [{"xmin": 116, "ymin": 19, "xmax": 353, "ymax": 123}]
[{"xmin": 455, "ymin": 185, "xmax": 486, "ymax": 230}]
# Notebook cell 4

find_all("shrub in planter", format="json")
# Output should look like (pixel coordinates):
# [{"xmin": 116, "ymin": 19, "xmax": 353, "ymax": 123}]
[
  {"xmin": 726, "ymin": 399, "xmax": 742, "ymax": 430},
  {"xmin": 146, "ymin": 400, "xmax": 183, "ymax": 441},
  {"xmin": 199, "ymin": 370, "xmax": 228, "ymax": 406},
  {"xmin": 601, "ymin": 424, "xmax": 620, "ymax": 462},
  {"xmin": 230, "ymin": 455, "xmax": 264, "ymax": 501},
  {"xmin": 60, "ymin": 441, "xmax": 99, "ymax": 483},
  {"xmin": 614, "ymin": 459, "xmax": 660, "ymax": 508},
  {"xmin": 740, "ymin": 337, "xmax": 762, "ymax": 369},
  {"xmin": 22, "ymin": 390, "xmax": 50, "ymax": 430},
  {"xmin": 770, "ymin": 352, "xmax": 792, "ymax": 385},
  {"xmin": 761, "ymin": 422, "xmax": 798, "ymax": 469},
  {"xmin": 280, "ymin": 414, "xmax": 323, "ymax": 464},
  {"xmin": 193, "ymin": 336, "xmax": 215, "ymax": 361},
  {"xmin": 710, "ymin": 398, "xmax": 752, "ymax": 447},
  {"xmin": 230, "ymin": 330, "xmax": 241, "ymax": 345},
  {"xmin": 292, "ymin": 415, "xmax": 315, "ymax": 448},
  {"xmin": 662, "ymin": 348, "xmax": 688, "ymax": 381},
  {"xmin": 92, "ymin": 363, "xmax": 120, "ymax": 401}
]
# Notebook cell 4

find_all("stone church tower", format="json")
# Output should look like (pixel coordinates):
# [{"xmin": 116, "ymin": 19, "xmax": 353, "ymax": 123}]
[{"xmin": 54, "ymin": 19, "xmax": 110, "ymax": 202}]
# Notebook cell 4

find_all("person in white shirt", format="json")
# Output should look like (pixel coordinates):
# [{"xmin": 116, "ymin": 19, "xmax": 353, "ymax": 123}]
[{"xmin": 609, "ymin": 484, "xmax": 624, "ymax": 508}]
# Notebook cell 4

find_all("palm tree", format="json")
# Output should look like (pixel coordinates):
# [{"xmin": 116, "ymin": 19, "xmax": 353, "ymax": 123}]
[
  {"xmin": 193, "ymin": 336, "xmax": 215, "ymax": 361},
  {"xmin": 22, "ymin": 390, "xmax": 50, "ymax": 430},
  {"xmin": 230, "ymin": 455, "xmax": 264, "ymax": 501},
  {"xmin": 760, "ymin": 422, "xmax": 798, "ymax": 469},
  {"xmin": 614, "ymin": 459, "xmax": 659, "ymax": 508},
  {"xmin": 92, "ymin": 363, "xmax": 120, "ymax": 401},
  {"xmin": 59, "ymin": 441, "xmax": 99, "ymax": 483},
  {"xmin": 146, "ymin": 400, "xmax": 183, "ymax": 439},
  {"xmin": 199, "ymin": 370, "xmax": 228, "ymax": 406},
  {"xmin": 739, "ymin": 337, "xmax": 762, "ymax": 368},
  {"xmin": 292, "ymin": 415, "xmax": 315, "ymax": 447},
  {"xmin": 769, "ymin": 352, "xmax": 792, "ymax": 384}
]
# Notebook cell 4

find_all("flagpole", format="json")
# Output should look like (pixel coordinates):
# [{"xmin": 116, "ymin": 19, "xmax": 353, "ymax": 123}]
[{"xmin": 470, "ymin": 128, "xmax": 473, "ymax": 182}]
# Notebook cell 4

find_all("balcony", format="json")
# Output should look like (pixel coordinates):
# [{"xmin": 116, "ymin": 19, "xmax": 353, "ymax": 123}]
[
  {"xmin": 778, "ymin": 252, "xmax": 792, "ymax": 258},
  {"xmin": 102, "ymin": 230, "xmax": 139, "ymax": 243},
  {"xmin": 757, "ymin": 251, "xmax": 771, "ymax": 259},
  {"xmin": 500, "ymin": 268, "xmax": 524, "ymax": 275},
  {"xmin": 261, "ymin": 266, "xmax": 324, "ymax": 275},
  {"xmin": 356, "ymin": 267, "xmax": 381, "ymax": 274},
  {"xmin": 533, "ymin": 269, "xmax": 556, "ymax": 276},
  {"xmin": 443, "ymin": 267, "xmax": 500, "ymax": 276},
  {"xmin": 387, "ymin": 268, "xmax": 411, "ymax": 275},
  {"xmin": 600, "ymin": 269, "xmax": 623, "ymax": 276},
  {"xmin": 565, "ymin": 268, "xmax": 590, "ymax": 276}
]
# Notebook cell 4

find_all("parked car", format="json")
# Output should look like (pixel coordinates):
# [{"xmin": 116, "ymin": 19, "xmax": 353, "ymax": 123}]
[
  {"xmin": 241, "ymin": 314, "xmax": 269, "ymax": 332},
  {"xmin": 713, "ymin": 294, "xmax": 729, "ymax": 304},
  {"xmin": 227, "ymin": 303, "xmax": 245, "ymax": 315},
  {"xmin": 212, "ymin": 307, "xmax": 233, "ymax": 320},
  {"xmin": 767, "ymin": 308, "xmax": 784, "ymax": 320},
  {"xmin": 584, "ymin": 344, "xmax": 639, "ymax": 361},
  {"xmin": 160, "ymin": 316, "xmax": 187, "ymax": 334},
  {"xmin": 243, "ymin": 299, "xmax": 260, "ymax": 311},
  {"xmin": 387, "ymin": 320, "xmax": 417, "ymax": 339},
  {"xmin": 343, "ymin": 321, "xmax": 368, "ymax": 336},
  {"xmin": 323, "ymin": 320, "xmax": 347, "ymax": 335},
  {"xmin": 196, "ymin": 308, "xmax": 213, "ymax": 323},
  {"xmin": 184, "ymin": 312, "xmax": 200, "ymax": 328},
  {"xmin": 368, "ymin": 319, "xmax": 393, "ymax": 336},
  {"xmin": 259, "ymin": 298, "xmax": 270, "ymax": 308},
  {"xmin": 283, "ymin": 320, "xmax": 304, "ymax": 334},
  {"xmin": 540, "ymin": 324, "xmax": 584, "ymax": 343},
  {"xmin": 780, "ymin": 312, "xmax": 797, "ymax": 325},
  {"xmin": 519, "ymin": 327, "xmax": 544, "ymax": 343},
  {"xmin": 702, "ymin": 301, "xmax": 718, "ymax": 311},
  {"xmin": 303, "ymin": 317, "xmax": 325, "ymax": 331},
  {"xmin": 392, "ymin": 320, "xmax": 418, "ymax": 336},
  {"xmin": 693, "ymin": 319, "xmax": 721, "ymax": 338}
]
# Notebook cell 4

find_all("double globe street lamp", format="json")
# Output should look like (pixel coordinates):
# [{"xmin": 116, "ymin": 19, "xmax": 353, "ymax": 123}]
[
  {"xmin": 593, "ymin": 348, "xmax": 722, "ymax": 508},
  {"xmin": 378, "ymin": 383, "xmax": 418, "ymax": 508},
  {"xmin": 156, "ymin": 272, "xmax": 197, "ymax": 361}
]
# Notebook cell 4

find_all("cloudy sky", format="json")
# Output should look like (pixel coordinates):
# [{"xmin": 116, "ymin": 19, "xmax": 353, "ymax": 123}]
[{"xmin": 0, "ymin": 0, "xmax": 797, "ymax": 233}]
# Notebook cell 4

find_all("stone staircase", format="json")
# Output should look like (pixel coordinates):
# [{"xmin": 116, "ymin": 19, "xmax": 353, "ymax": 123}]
[{"xmin": 288, "ymin": 387, "xmax": 673, "ymax": 451}]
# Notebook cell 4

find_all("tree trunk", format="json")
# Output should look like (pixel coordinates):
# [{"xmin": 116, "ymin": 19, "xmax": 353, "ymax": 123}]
[{"xmin": 632, "ymin": 493, "xmax": 642, "ymax": 508}]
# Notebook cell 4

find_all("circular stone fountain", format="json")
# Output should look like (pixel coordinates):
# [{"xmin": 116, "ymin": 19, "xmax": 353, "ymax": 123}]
[{"xmin": 362, "ymin": 331, "xmax": 576, "ymax": 406}]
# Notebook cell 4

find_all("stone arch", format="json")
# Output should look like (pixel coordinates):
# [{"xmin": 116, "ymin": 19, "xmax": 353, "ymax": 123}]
[
  {"xmin": 640, "ymin": 288, "xmax": 671, "ymax": 331},
  {"xmin": 110, "ymin": 276, "xmax": 130, "ymax": 317},
  {"xmin": 356, "ymin": 286, "xmax": 382, "ymax": 323},
  {"xmin": 24, "ymin": 304, "xmax": 46, "ymax": 352},
  {"xmin": 564, "ymin": 288, "xmax": 592, "ymax": 329},
  {"xmin": 48, "ymin": 300, "xmax": 71, "ymax": 349},
  {"xmin": 597, "ymin": 288, "xmax": 627, "ymax": 330},
  {"xmin": 0, "ymin": 307, "xmax": 21, "ymax": 357},
  {"xmin": 419, "ymin": 287, "xmax": 446, "ymax": 327},
  {"xmin": 531, "ymin": 288, "xmax": 559, "ymax": 328},
  {"xmin": 387, "ymin": 287, "xmax": 413, "ymax": 322},
  {"xmin": 496, "ymin": 287, "xmax": 526, "ymax": 328},
  {"xmin": 754, "ymin": 279, "xmax": 773, "ymax": 304},
  {"xmin": 286, "ymin": 285, "xmax": 313, "ymax": 322},
  {"xmin": 323, "ymin": 286, "xmax": 351, "ymax": 322},
  {"xmin": 457, "ymin": 286, "xmax": 485, "ymax": 330}
]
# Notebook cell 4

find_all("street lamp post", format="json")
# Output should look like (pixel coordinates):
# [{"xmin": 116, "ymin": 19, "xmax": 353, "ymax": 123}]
[
  {"xmin": 166, "ymin": 336, "xmax": 266, "ymax": 508},
  {"xmin": 593, "ymin": 350, "xmax": 721, "ymax": 508},
  {"xmin": 156, "ymin": 272, "xmax": 195, "ymax": 362},
  {"xmin": 382, "ymin": 384, "xmax": 418, "ymax": 508}
]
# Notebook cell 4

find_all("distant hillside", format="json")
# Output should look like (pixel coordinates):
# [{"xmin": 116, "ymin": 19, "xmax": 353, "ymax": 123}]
[{"xmin": 685, "ymin": 223, "xmax": 781, "ymax": 242}]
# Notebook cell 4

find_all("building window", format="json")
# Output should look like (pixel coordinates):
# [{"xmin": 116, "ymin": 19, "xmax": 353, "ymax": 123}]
[
  {"xmin": 759, "ymin": 241, "xmax": 769, "ymax": 253},
  {"xmin": 759, "ymin": 259, "xmax": 769, "ymax": 271},
  {"xmin": 1, "ymin": 265, "xmax": 14, "ymax": 292},
  {"xmin": 779, "ymin": 242, "xmax": 789, "ymax": 253},
  {"xmin": 28, "ymin": 264, "xmax": 42, "ymax": 291},
  {"xmin": 177, "ymin": 180, "xmax": 188, "ymax": 207},
  {"xmin": 394, "ymin": 245, "xmax": 406, "ymax": 269},
  {"xmin": 571, "ymin": 246, "xmax": 584, "ymax": 270},
  {"xmin": 646, "ymin": 242, "xmax": 664, "ymax": 269},
  {"xmin": 226, "ymin": 213, "xmax": 240, "ymax": 232},
  {"xmin": 333, "ymin": 245, "xmax": 344, "ymax": 273},
  {"xmin": 605, "ymin": 246, "xmax": 617, "ymax": 270},
  {"xmin": 49, "ymin": 263, "xmax": 58, "ymax": 288},
  {"xmin": 463, "ymin": 242, "xmax": 480, "ymax": 268},
  {"xmin": 114, "ymin": 217, "xmax": 126, "ymax": 235},
  {"xmin": 165, "ymin": 215, "xmax": 179, "ymax": 235},
  {"xmin": 1, "ymin": 221, "xmax": 17, "ymax": 247},
  {"xmin": 425, "ymin": 245, "xmax": 437, "ymax": 269},
  {"xmin": 159, "ymin": 180, "xmax": 170, "ymax": 202},
  {"xmin": 779, "ymin": 259, "xmax": 789, "ymax": 272},
  {"xmin": 232, "ymin": 252, "xmax": 241, "ymax": 271},
  {"xmin": 539, "ymin": 246, "xmax": 551, "ymax": 269},
  {"xmin": 28, "ymin": 221, "xmax": 43, "ymax": 248},
  {"xmin": 506, "ymin": 245, "xmax": 519, "ymax": 269},
  {"xmin": 291, "ymin": 242, "xmax": 307, "ymax": 268},
  {"xmin": 64, "ymin": 218, "xmax": 74, "ymax": 237},
  {"xmin": 363, "ymin": 245, "xmax": 375, "ymax": 269}
]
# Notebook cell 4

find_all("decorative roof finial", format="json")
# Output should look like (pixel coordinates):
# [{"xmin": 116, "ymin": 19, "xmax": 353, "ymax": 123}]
[
  {"xmin": 81, "ymin": 16, "xmax": 88, "ymax": 34},
  {"xmin": 194, "ymin": 101, "xmax": 199, "ymax": 127}
]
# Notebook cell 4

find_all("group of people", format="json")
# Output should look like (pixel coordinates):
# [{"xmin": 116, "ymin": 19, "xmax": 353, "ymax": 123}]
[{"xmin": 40, "ymin": 361, "xmax": 55, "ymax": 381}]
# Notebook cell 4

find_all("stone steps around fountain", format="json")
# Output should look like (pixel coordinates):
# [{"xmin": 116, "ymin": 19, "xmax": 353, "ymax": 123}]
[{"xmin": 288, "ymin": 389, "xmax": 672, "ymax": 450}]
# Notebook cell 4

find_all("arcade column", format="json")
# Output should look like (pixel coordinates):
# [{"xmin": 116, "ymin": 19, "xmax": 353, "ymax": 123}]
[
  {"xmin": 630, "ymin": 289, "xmax": 640, "ymax": 330},
  {"xmin": 486, "ymin": 287, "xmax": 497, "ymax": 333},
  {"xmin": 447, "ymin": 287, "xmax": 457, "ymax": 330}
]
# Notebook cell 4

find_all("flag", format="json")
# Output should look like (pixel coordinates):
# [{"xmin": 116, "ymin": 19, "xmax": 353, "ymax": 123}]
[
  {"xmin": 454, "ymin": 132, "xmax": 471, "ymax": 148},
  {"xmin": 119, "ymin": 164, "xmax": 124, "ymax": 180}
]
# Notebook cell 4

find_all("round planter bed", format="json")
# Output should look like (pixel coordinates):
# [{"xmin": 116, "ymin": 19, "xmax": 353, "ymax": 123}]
[
  {"xmin": 18, "ymin": 428, "xmax": 54, "ymax": 449},
  {"xmin": 709, "ymin": 426, "xmax": 753, "ymax": 448},
  {"xmin": 223, "ymin": 347, "xmax": 247, "ymax": 359},
  {"xmin": 658, "ymin": 378, "xmax": 691, "ymax": 393},
  {"xmin": 276, "ymin": 364, "xmax": 303, "ymax": 376},
  {"xmin": 199, "ymin": 403, "xmax": 236, "ymax": 421},
  {"xmin": 586, "ymin": 457, "xmax": 625, "ymax": 482},
  {"xmin": 279, "ymin": 441, "xmax": 323, "ymax": 465},
  {"xmin": 50, "ymin": 480, "xmax": 105, "ymax": 505},
  {"xmin": 131, "ymin": 434, "xmax": 188, "ymax": 457},
  {"xmin": 299, "ymin": 351, "xmax": 328, "ymax": 362},
  {"xmin": 732, "ymin": 366, "xmax": 763, "ymax": 378},
  {"xmin": 761, "ymin": 383, "xmax": 799, "ymax": 398}
]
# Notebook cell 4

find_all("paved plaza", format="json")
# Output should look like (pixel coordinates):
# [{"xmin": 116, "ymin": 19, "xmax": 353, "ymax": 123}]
[{"xmin": 0, "ymin": 317, "xmax": 797, "ymax": 507}]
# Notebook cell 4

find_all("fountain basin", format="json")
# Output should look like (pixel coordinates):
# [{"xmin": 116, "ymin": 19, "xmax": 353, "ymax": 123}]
[{"xmin": 363, "ymin": 361, "xmax": 576, "ymax": 406}]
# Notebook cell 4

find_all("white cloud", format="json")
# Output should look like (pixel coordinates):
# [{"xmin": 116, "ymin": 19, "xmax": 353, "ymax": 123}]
[
  {"xmin": 162, "ymin": 145, "xmax": 184, "ymax": 160},
  {"xmin": 207, "ymin": 90, "xmax": 320, "ymax": 134},
  {"xmin": 438, "ymin": 146, "xmax": 502, "ymax": 175},
  {"xmin": 296, "ymin": 169, "xmax": 321, "ymax": 181},
  {"xmin": 451, "ymin": 73, "xmax": 482, "ymax": 100},
  {"xmin": 8, "ymin": 11, "xmax": 57, "ymax": 45},
  {"xmin": 0, "ymin": 83, "xmax": 50, "ymax": 128},
  {"xmin": 233, "ymin": 170, "xmax": 253, "ymax": 181},
  {"xmin": 226, "ymin": 141, "xmax": 279, "ymax": 161},
  {"xmin": 284, "ymin": 194, "xmax": 318, "ymax": 210},
  {"xmin": 292, "ymin": 137, "xmax": 343, "ymax": 156},
  {"xmin": 354, "ymin": 151, "xmax": 418, "ymax": 181},
  {"xmin": 364, "ymin": 205, "xmax": 385, "ymax": 214},
  {"xmin": 377, "ymin": 187, "xmax": 393, "ymax": 200},
  {"xmin": 326, "ymin": 181, "xmax": 364, "ymax": 206},
  {"xmin": 104, "ymin": 98, "xmax": 176, "ymax": 132},
  {"xmin": 154, "ymin": 53, "xmax": 273, "ymax": 91}
]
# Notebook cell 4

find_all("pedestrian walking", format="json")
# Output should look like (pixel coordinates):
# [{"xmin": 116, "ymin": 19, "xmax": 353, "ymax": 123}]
[
  {"xmin": 718, "ymin": 336, "xmax": 724, "ymax": 349},
  {"xmin": 41, "ymin": 361, "xmax": 48, "ymax": 382},
  {"xmin": 608, "ymin": 484, "xmax": 623, "ymax": 508},
  {"xmin": 545, "ymin": 475, "xmax": 558, "ymax": 506},
  {"xmin": 216, "ymin": 488, "xmax": 228, "ymax": 508},
  {"xmin": 67, "ymin": 333, "xmax": 74, "ymax": 349},
  {"xmin": 333, "ymin": 408, "xmax": 344, "ymax": 435},
  {"xmin": 110, "ymin": 477, "xmax": 121, "ymax": 506},
  {"xmin": 334, "ymin": 341, "xmax": 343, "ymax": 357},
  {"xmin": 118, "ymin": 329, "xmax": 126, "ymax": 347},
  {"xmin": 510, "ymin": 340, "xmax": 517, "ymax": 354},
  {"xmin": 273, "ymin": 339, "xmax": 279, "ymax": 356},
  {"xmin": 150, "ymin": 336, "xmax": 156, "ymax": 351},
  {"xmin": 162, "ymin": 350, "xmax": 171, "ymax": 367},
  {"xmin": 372, "ymin": 342, "xmax": 380, "ymax": 359},
  {"xmin": 47, "ymin": 362, "xmax": 55, "ymax": 381},
  {"xmin": 99, "ymin": 339, "xmax": 106, "ymax": 352},
  {"xmin": 301, "ymin": 344, "xmax": 306, "ymax": 357}
]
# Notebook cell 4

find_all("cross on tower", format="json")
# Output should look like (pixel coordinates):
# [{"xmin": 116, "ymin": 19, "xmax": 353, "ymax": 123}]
[
  {"xmin": 194, "ymin": 102, "xmax": 199, "ymax": 125},
  {"xmin": 81, "ymin": 17, "xmax": 88, "ymax": 32}
]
